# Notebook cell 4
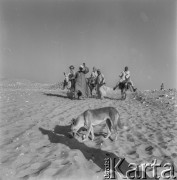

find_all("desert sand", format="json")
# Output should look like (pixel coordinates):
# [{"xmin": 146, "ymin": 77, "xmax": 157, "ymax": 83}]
[{"xmin": 0, "ymin": 79, "xmax": 177, "ymax": 180}]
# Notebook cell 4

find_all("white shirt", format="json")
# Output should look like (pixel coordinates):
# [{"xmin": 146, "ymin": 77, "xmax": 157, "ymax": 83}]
[
  {"xmin": 96, "ymin": 73, "xmax": 105, "ymax": 85},
  {"xmin": 91, "ymin": 71, "xmax": 98, "ymax": 79},
  {"xmin": 120, "ymin": 70, "xmax": 130, "ymax": 81}
]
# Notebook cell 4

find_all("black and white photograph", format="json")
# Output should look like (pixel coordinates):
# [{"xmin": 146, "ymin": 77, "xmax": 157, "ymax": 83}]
[{"xmin": 0, "ymin": 0, "xmax": 176, "ymax": 179}]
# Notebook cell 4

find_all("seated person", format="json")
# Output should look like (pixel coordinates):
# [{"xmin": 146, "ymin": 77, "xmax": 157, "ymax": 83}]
[{"xmin": 114, "ymin": 66, "xmax": 136, "ymax": 92}]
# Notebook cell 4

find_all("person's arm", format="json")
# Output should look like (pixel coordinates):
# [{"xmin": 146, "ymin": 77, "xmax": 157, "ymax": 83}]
[
  {"xmin": 100, "ymin": 74, "xmax": 105, "ymax": 85},
  {"xmin": 119, "ymin": 72, "xmax": 123, "ymax": 78},
  {"xmin": 74, "ymin": 72, "xmax": 78, "ymax": 79},
  {"xmin": 125, "ymin": 71, "xmax": 130, "ymax": 80}
]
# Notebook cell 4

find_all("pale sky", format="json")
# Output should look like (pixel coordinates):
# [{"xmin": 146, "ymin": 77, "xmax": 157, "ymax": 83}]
[{"xmin": 0, "ymin": 0, "xmax": 176, "ymax": 90}]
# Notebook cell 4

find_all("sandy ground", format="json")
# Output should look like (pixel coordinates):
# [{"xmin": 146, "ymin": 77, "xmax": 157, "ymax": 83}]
[{"xmin": 0, "ymin": 79, "xmax": 177, "ymax": 180}]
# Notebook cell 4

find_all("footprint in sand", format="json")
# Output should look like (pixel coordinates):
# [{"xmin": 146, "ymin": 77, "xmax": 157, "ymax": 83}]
[
  {"xmin": 155, "ymin": 131, "xmax": 168, "ymax": 149},
  {"xmin": 126, "ymin": 134, "xmax": 135, "ymax": 142},
  {"xmin": 136, "ymin": 144, "xmax": 154, "ymax": 159}
]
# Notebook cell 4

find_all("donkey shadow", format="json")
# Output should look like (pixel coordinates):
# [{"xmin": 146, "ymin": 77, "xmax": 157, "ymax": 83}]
[{"xmin": 39, "ymin": 125, "xmax": 156, "ymax": 180}]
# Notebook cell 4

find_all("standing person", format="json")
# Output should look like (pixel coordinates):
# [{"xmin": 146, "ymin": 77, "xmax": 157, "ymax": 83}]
[
  {"xmin": 90, "ymin": 66, "xmax": 98, "ymax": 79},
  {"xmin": 63, "ymin": 65, "xmax": 75, "ymax": 90},
  {"xmin": 74, "ymin": 63, "xmax": 90, "ymax": 99},
  {"xmin": 63, "ymin": 72, "xmax": 70, "ymax": 90},
  {"xmin": 96, "ymin": 69, "xmax": 105, "ymax": 99},
  {"xmin": 113, "ymin": 66, "xmax": 136, "ymax": 92},
  {"xmin": 68, "ymin": 65, "xmax": 76, "ymax": 92},
  {"xmin": 88, "ymin": 67, "xmax": 98, "ymax": 96},
  {"xmin": 160, "ymin": 83, "xmax": 164, "ymax": 91}
]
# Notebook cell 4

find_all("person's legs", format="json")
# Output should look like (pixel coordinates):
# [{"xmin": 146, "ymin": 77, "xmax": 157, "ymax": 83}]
[
  {"xmin": 63, "ymin": 82, "xmax": 65, "ymax": 90},
  {"xmin": 89, "ymin": 84, "xmax": 94, "ymax": 96},
  {"xmin": 128, "ymin": 80, "xmax": 136, "ymax": 92},
  {"xmin": 113, "ymin": 81, "xmax": 120, "ymax": 90},
  {"xmin": 113, "ymin": 78, "xmax": 125, "ymax": 90},
  {"xmin": 74, "ymin": 90, "xmax": 78, "ymax": 99},
  {"xmin": 100, "ymin": 87, "xmax": 103, "ymax": 99},
  {"xmin": 86, "ymin": 82, "xmax": 91, "ymax": 98},
  {"xmin": 70, "ymin": 80, "xmax": 75, "ymax": 90},
  {"xmin": 97, "ymin": 85, "xmax": 101, "ymax": 99},
  {"xmin": 63, "ymin": 80, "xmax": 67, "ymax": 90},
  {"xmin": 98, "ymin": 85, "xmax": 104, "ymax": 99},
  {"xmin": 67, "ymin": 81, "xmax": 71, "ymax": 89}
]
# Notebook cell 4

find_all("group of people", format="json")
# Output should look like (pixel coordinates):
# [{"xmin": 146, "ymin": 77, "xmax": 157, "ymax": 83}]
[
  {"xmin": 63, "ymin": 63, "xmax": 105, "ymax": 99},
  {"xmin": 113, "ymin": 66, "xmax": 136, "ymax": 92},
  {"xmin": 63, "ymin": 63, "xmax": 136, "ymax": 100}
]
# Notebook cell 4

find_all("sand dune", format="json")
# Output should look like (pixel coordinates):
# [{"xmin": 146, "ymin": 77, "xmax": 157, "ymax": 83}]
[{"xmin": 0, "ymin": 79, "xmax": 177, "ymax": 180}]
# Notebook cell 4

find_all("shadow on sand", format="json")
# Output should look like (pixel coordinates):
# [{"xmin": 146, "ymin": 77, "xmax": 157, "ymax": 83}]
[
  {"xmin": 43, "ymin": 92, "xmax": 70, "ymax": 99},
  {"xmin": 39, "ymin": 125, "xmax": 156, "ymax": 180},
  {"xmin": 105, "ymin": 96, "xmax": 123, "ymax": 101},
  {"xmin": 43, "ymin": 92, "xmax": 124, "ymax": 101}
]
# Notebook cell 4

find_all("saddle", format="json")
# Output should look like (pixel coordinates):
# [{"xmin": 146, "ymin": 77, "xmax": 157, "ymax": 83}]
[{"xmin": 119, "ymin": 81, "xmax": 131, "ymax": 90}]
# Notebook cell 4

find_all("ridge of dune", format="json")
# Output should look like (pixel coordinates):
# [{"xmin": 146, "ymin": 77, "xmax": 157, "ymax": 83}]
[
  {"xmin": 0, "ymin": 79, "xmax": 176, "ymax": 180},
  {"xmin": 0, "ymin": 78, "xmax": 65, "ymax": 91}
]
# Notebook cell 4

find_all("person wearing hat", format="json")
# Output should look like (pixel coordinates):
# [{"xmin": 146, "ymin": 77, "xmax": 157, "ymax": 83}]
[
  {"xmin": 68, "ymin": 65, "xmax": 75, "ymax": 91},
  {"xmin": 63, "ymin": 65, "xmax": 75, "ymax": 90},
  {"xmin": 87, "ymin": 66, "xmax": 98, "ymax": 96},
  {"xmin": 74, "ymin": 63, "xmax": 90, "ymax": 99},
  {"xmin": 90, "ymin": 67, "xmax": 98, "ymax": 79},
  {"xmin": 95, "ymin": 69, "xmax": 106, "ymax": 99},
  {"xmin": 63, "ymin": 72, "xmax": 70, "ymax": 90}
]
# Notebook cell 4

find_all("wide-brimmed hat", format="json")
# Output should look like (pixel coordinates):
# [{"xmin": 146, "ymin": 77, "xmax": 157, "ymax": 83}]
[{"xmin": 69, "ymin": 65, "xmax": 75, "ymax": 69}]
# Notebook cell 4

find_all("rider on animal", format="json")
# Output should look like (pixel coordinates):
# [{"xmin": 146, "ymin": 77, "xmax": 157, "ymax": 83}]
[{"xmin": 113, "ymin": 66, "xmax": 136, "ymax": 92}]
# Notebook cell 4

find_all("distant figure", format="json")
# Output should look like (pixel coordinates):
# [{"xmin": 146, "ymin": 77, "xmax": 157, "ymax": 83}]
[
  {"xmin": 114, "ymin": 66, "xmax": 136, "ymax": 92},
  {"xmin": 95, "ymin": 69, "xmax": 106, "ymax": 99},
  {"xmin": 160, "ymin": 83, "xmax": 164, "ymax": 91},
  {"xmin": 74, "ymin": 63, "xmax": 90, "ymax": 99}
]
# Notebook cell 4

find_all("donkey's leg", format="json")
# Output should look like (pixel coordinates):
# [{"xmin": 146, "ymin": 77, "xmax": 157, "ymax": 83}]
[
  {"xmin": 105, "ymin": 119, "xmax": 112, "ymax": 139},
  {"xmin": 121, "ymin": 89, "xmax": 124, "ymax": 99},
  {"xmin": 113, "ymin": 85, "xmax": 118, "ymax": 90},
  {"xmin": 83, "ymin": 118, "xmax": 92, "ymax": 141},
  {"xmin": 90, "ymin": 126, "xmax": 95, "ymax": 141}
]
